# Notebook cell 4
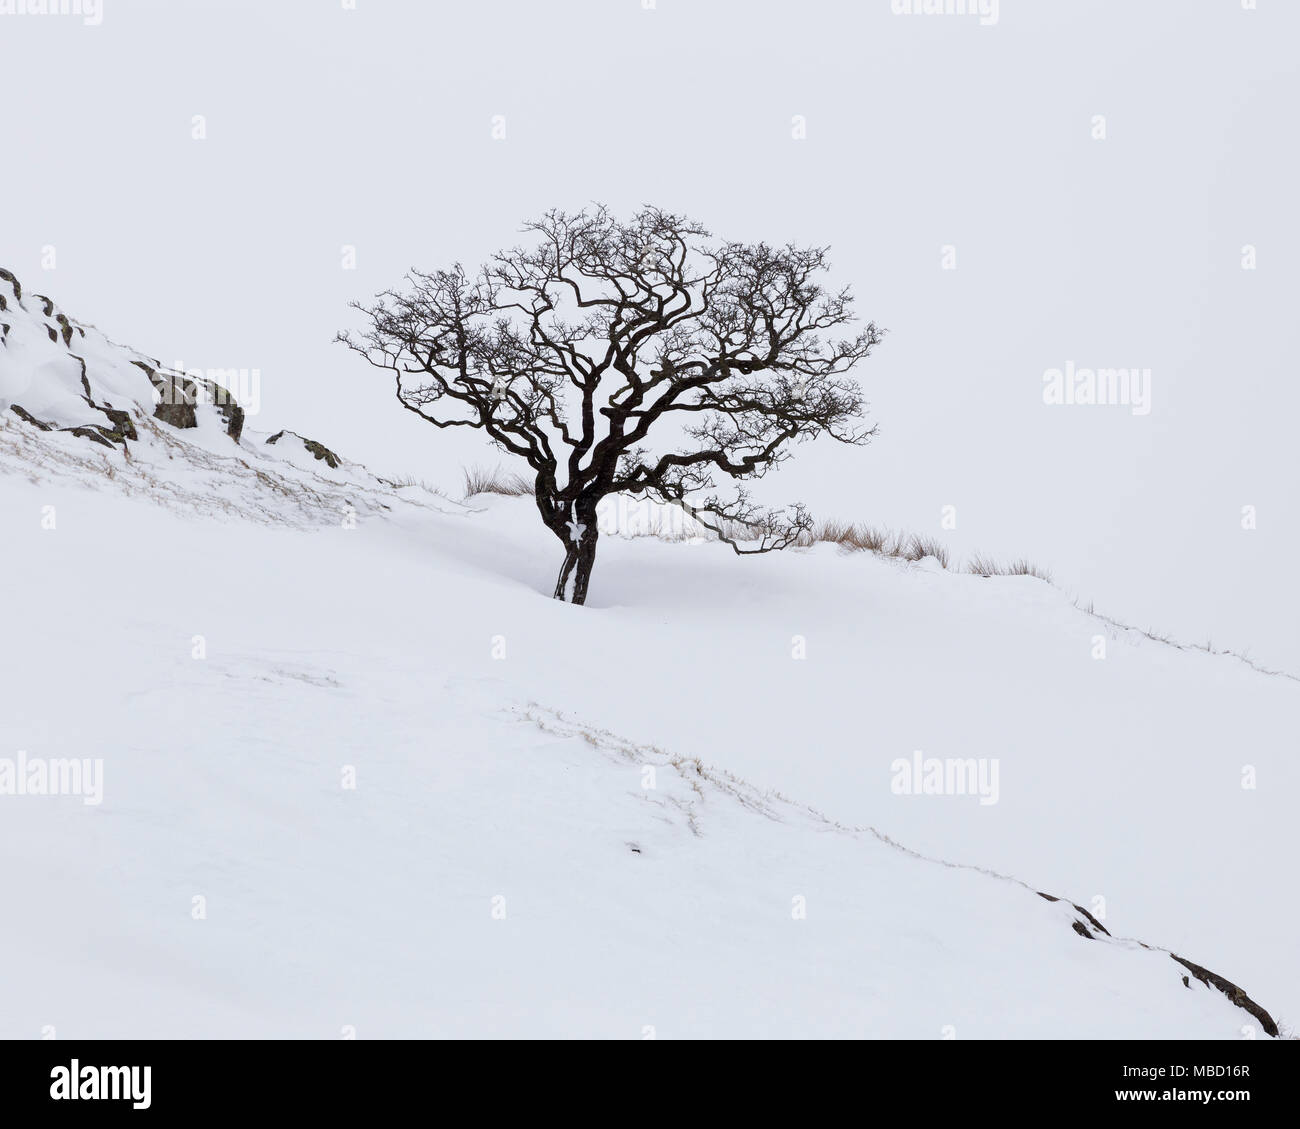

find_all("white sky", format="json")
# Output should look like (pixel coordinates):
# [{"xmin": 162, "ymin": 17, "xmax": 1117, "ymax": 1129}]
[{"xmin": 3, "ymin": 0, "xmax": 1297, "ymax": 667}]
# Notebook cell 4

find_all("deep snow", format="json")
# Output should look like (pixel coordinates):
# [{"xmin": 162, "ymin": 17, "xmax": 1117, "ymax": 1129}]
[
  {"xmin": 1, "ymin": 466, "xmax": 1293, "ymax": 1038},
  {"xmin": 0, "ymin": 272, "xmax": 1294, "ymax": 1038}
]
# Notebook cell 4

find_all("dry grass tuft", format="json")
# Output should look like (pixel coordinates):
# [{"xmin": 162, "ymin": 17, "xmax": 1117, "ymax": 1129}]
[
  {"xmin": 381, "ymin": 473, "xmax": 446, "ymax": 496},
  {"xmin": 903, "ymin": 535, "xmax": 951, "ymax": 569},
  {"xmin": 808, "ymin": 521, "xmax": 951, "ymax": 568},
  {"xmin": 806, "ymin": 518, "xmax": 1052, "ymax": 580},
  {"xmin": 462, "ymin": 465, "xmax": 535, "ymax": 498},
  {"xmin": 966, "ymin": 555, "xmax": 1052, "ymax": 583}
]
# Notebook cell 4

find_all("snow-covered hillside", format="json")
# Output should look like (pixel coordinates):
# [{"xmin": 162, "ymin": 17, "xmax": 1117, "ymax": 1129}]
[
  {"xmin": 1, "ymin": 271, "xmax": 1292, "ymax": 1038},
  {"xmin": 0, "ymin": 266, "xmax": 437, "ymax": 527}
]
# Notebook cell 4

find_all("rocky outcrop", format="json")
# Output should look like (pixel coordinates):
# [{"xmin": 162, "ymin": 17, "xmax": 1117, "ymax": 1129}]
[
  {"xmin": 0, "ymin": 268, "xmax": 253, "ymax": 451},
  {"xmin": 204, "ymin": 379, "xmax": 244, "ymax": 442},
  {"xmin": 1038, "ymin": 889, "xmax": 1280, "ymax": 1037},
  {"xmin": 0, "ymin": 267, "xmax": 21, "ymax": 302},
  {"xmin": 1037, "ymin": 891, "xmax": 1111, "ymax": 937},
  {"xmin": 266, "ymin": 430, "xmax": 342, "ymax": 469},
  {"xmin": 0, "ymin": 268, "xmax": 426, "ymax": 533},
  {"xmin": 1171, "ymin": 954, "xmax": 1279, "ymax": 1038},
  {"xmin": 131, "ymin": 360, "xmax": 243, "ymax": 441},
  {"xmin": 132, "ymin": 360, "xmax": 198, "ymax": 430},
  {"xmin": 10, "ymin": 403, "xmax": 127, "ymax": 450}
]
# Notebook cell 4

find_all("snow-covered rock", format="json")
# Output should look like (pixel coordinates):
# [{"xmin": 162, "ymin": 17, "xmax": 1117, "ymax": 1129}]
[{"xmin": 0, "ymin": 268, "xmax": 456, "ymax": 528}]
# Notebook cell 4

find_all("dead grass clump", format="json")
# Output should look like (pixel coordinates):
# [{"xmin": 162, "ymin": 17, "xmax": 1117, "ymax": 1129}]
[
  {"xmin": 810, "ymin": 521, "xmax": 950, "ymax": 567},
  {"xmin": 903, "ymin": 535, "xmax": 951, "ymax": 569},
  {"xmin": 966, "ymin": 555, "xmax": 1052, "ymax": 583},
  {"xmin": 462, "ymin": 465, "xmax": 534, "ymax": 498}
]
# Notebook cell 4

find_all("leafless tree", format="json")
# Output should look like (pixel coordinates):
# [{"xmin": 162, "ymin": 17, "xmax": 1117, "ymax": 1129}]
[{"xmin": 338, "ymin": 206, "xmax": 884, "ymax": 605}]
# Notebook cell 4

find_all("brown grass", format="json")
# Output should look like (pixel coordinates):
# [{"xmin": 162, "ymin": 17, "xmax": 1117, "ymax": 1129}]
[
  {"xmin": 462, "ymin": 465, "xmax": 535, "ymax": 498},
  {"xmin": 801, "ymin": 518, "xmax": 1057, "ymax": 581},
  {"xmin": 966, "ymin": 554, "xmax": 1052, "ymax": 583},
  {"xmin": 808, "ymin": 520, "xmax": 952, "ymax": 569}
]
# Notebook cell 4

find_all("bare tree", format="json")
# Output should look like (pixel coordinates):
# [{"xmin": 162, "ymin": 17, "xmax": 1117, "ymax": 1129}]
[{"xmin": 338, "ymin": 206, "xmax": 884, "ymax": 605}]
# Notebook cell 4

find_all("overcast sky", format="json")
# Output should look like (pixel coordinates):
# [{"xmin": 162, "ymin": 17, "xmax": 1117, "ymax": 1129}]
[{"xmin": 3, "ymin": 0, "xmax": 1297, "ymax": 667}]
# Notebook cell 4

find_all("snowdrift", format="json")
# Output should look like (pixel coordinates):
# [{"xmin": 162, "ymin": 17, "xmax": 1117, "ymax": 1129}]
[{"xmin": 1, "ymin": 271, "xmax": 1292, "ymax": 1038}]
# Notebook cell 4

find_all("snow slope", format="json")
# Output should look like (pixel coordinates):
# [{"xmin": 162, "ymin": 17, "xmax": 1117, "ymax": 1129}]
[
  {"xmin": 0, "ymin": 266, "xmax": 427, "ymax": 527},
  {"xmin": 1, "ymin": 273, "xmax": 1294, "ymax": 1038}
]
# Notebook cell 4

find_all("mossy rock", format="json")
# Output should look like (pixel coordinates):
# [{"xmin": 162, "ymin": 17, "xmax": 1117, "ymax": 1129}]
[
  {"xmin": 133, "ymin": 361, "xmax": 198, "ymax": 429},
  {"xmin": 201, "ymin": 379, "xmax": 245, "ymax": 442},
  {"xmin": 10, "ymin": 404, "xmax": 125, "ymax": 450},
  {"xmin": 0, "ymin": 268, "xmax": 21, "ymax": 301},
  {"xmin": 266, "ymin": 430, "xmax": 342, "ymax": 469}
]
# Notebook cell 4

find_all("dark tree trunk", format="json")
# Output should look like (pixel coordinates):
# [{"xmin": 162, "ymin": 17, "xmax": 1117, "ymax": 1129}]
[
  {"xmin": 553, "ymin": 545, "xmax": 579, "ymax": 600},
  {"xmin": 550, "ymin": 498, "xmax": 599, "ymax": 605},
  {"xmin": 570, "ymin": 527, "xmax": 598, "ymax": 605}
]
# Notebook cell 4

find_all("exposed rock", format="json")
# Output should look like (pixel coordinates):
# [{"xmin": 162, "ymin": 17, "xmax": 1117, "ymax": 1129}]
[
  {"xmin": 223, "ymin": 401, "xmax": 245, "ymax": 442},
  {"xmin": 10, "ymin": 404, "xmax": 53, "ymax": 431},
  {"xmin": 1038, "ymin": 888, "xmax": 1279, "ymax": 1037},
  {"xmin": 69, "ymin": 355, "xmax": 92, "ymax": 397},
  {"xmin": 1171, "ymin": 954, "xmax": 1279, "ymax": 1038},
  {"xmin": 0, "ymin": 270, "xmax": 252, "ymax": 451},
  {"xmin": 201, "ymin": 378, "xmax": 245, "ymax": 442},
  {"xmin": 266, "ymin": 430, "xmax": 342, "ymax": 469},
  {"xmin": 63, "ymin": 424, "xmax": 118, "ymax": 450},
  {"xmin": 98, "ymin": 405, "xmax": 138, "ymax": 443},
  {"xmin": 133, "ymin": 360, "xmax": 198, "ymax": 429},
  {"xmin": 1037, "ymin": 891, "xmax": 1110, "ymax": 937},
  {"xmin": 0, "ymin": 270, "xmax": 399, "ymax": 500},
  {"xmin": 10, "ymin": 404, "xmax": 122, "ymax": 449}
]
